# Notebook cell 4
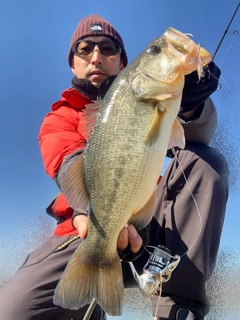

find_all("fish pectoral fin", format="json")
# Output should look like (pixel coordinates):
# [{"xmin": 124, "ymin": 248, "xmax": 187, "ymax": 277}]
[
  {"xmin": 82, "ymin": 100, "xmax": 101, "ymax": 142},
  {"xmin": 53, "ymin": 243, "xmax": 123, "ymax": 316},
  {"xmin": 167, "ymin": 118, "xmax": 185, "ymax": 150},
  {"xmin": 128, "ymin": 190, "xmax": 156, "ymax": 231},
  {"xmin": 144, "ymin": 105, "xmax": 163, "ymax": 146},
  {"xmin": 60, "ymin": 152, "xmax": 90, "ymax": 213}
]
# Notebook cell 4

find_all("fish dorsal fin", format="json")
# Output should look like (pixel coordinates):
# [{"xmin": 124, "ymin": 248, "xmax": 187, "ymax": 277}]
[
  {"xmin": 82, "ymin": 100, "xmax": 101, "ymax": 142},
  {"xmin": 60, "ymin": 152, "xmax": 90, "ymax": 213},
  {"xmin": 168, "ymin": 118, "xmax": 185, "ymax": 149}
]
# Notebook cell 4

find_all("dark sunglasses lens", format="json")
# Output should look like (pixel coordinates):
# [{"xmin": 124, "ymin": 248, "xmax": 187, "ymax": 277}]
[
  {"xmin": 98, "ymin": 42, "xmax": 119, "ymax": 55},
  {"xmin": 76, "ymin": 41, "xmax": 95, "ymax": 55},
  {"xmin": 76, "ymin": 41, "xmax": 120, "ymax": 56}
]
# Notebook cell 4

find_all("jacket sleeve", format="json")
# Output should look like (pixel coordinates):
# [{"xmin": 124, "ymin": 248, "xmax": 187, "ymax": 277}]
[
  {"xmin": 180, "ymin": 97, "xmax": 218, "ymax": 145},
  {"xmin": 180, "ymin": 61, "xmax": 221, "ymax": 113},
  {"xmin": 38, "ymin": 105, "xmax": 86, "ymax": 179}
]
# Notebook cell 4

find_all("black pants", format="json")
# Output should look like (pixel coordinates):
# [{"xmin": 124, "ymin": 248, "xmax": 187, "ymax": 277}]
[
  {"xmin": 0, "ymin": 144, "xmax": 228, "ymax": 320},
  {"xmin": 131, "ymin": 144, "xmax": 229, "ymax": 319},
  {"xmin": 0, "ymin": 234, "xmax": 106, "ymax": 320}
]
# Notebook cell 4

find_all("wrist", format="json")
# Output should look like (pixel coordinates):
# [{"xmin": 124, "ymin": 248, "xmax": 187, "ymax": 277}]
[{"xmin": 179, "ymin": 103, "xmax": 204, "ymax": 121}]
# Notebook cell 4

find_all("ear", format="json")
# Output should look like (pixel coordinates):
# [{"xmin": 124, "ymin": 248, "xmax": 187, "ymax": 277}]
[
  {"xmin": 71, "ymin": 65, "xmax": 77, "ymax": 76},
  {"xmin": 71, "ymin": 68, "xmax": 77, "ymax": 75},
  {"xmin": 120, "ymin": 60, "xmax": 125, "ymax": 71},
  {"xmin": 70, "ymin": 56, "xmax": 76, "ymax": 75}
]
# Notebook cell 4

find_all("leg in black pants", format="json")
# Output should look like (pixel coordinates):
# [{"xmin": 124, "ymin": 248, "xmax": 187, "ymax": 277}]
[
  {"xmin": 0, "ymin": 235, "xmax": 106, "ymax": 320},
  {"xmin": 134, "ymin": 144, "xmax": 229, "ymax": 319}
]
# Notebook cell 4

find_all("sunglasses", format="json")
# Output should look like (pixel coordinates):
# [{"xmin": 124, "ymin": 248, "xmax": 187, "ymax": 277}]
[{"xmin": 72, "ymin": 40, "xmax": 122, "ymax": 57}]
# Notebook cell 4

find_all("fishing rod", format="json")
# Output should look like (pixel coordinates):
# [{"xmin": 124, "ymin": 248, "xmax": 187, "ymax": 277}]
[{"xmin": 212, "ymin": 2, "xmax": 240, "ymax": 60}]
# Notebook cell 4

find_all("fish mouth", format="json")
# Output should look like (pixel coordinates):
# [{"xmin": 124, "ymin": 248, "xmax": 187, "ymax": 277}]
[
  {"xmin": 132, "ymin": 68, "xmax": 180, "ymax": 86},
  {"xmin": 164, "ymin": 28, "xmax": 212, "ymax": 65}
]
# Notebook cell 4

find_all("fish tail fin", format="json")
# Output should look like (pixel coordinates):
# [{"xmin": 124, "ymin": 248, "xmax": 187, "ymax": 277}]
[{"xmin": 53, "ymin": 243, "xmax": 124, "ymax": 316}]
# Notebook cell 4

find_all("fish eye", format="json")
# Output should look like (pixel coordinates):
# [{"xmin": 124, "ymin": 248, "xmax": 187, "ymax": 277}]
[{"xmin": 147, "ymin": 45, "xmax": 161, "ymax": 54}]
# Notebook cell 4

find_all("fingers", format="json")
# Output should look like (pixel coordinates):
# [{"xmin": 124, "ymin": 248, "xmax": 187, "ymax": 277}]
[
  {"xmin": 117, "ymin": 225, "xmax": 143, "ymax": 253},
  {"xmin": 127, "ymin": 225, "xmax": 143, "ymax": 253},
  {"xmin": 117, "ymin": 227, "xmax": 128, "ymax": 251},
  {"xmin": 73, "ymin": 215, "xmax": 143, "ymax": 255},
  {"xmin": 72, "ymin": 215, "xmax": 88, "ymax": 238}
]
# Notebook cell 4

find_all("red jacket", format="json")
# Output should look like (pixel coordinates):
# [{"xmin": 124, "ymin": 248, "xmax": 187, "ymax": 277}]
[{"xmin": 39, "ymin": 88, "xmax": 92, "ymax": 236}]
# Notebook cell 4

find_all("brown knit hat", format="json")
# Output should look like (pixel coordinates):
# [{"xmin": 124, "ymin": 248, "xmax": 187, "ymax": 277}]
[{"xmin": 68, "ymin": 14, "xmax": 128, "ymax": 67}]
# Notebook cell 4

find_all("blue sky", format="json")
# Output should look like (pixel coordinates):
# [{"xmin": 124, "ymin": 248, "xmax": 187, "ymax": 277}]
[{"xmin": 0, "ymin": 0, "xmax": 240, "ymax": 316}]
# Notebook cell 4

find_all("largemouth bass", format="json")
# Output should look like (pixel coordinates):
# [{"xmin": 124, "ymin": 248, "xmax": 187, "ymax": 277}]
[{"xmin": 53, "ymin": 27, "xmax": 212, "ymax": 316}]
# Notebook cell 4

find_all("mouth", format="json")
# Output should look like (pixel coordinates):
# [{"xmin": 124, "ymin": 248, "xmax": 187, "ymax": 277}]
[
  {"xmin": 90, "ymin": 70, "xmax": 106, "ymax": 76},
  {"xmin": 88, "ymin": 70, "xmax": 107, "ymax": 84}
]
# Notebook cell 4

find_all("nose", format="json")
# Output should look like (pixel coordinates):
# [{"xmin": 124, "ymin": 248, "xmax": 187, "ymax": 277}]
[{"xmin": 90, "ymin": 45, "xmax": 103, "ymax": 65}]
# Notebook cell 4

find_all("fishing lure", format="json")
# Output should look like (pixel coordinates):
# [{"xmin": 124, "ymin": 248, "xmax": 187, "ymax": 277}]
[{"xmin": 197, "ymin": 43, "xmax": 205, "ymax": 82}]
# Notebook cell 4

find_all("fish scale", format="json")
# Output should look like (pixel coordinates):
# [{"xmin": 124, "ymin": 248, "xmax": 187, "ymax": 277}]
[{"xmin": 85, "ymin": 101, "xmax": 156, "ymax": 216}]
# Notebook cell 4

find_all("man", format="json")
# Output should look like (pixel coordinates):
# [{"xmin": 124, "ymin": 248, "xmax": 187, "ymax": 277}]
[{"xmin": 0, "ymin": 14, "xmax": 228, "ymax": 320}]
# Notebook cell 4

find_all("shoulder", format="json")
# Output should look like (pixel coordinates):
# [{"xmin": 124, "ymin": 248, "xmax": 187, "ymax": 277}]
[{"xmin": 51, "ymin": 88, "xmax": 92, "ymax": 112}]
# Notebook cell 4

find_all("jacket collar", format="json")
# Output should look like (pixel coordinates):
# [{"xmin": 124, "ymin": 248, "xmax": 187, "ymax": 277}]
[
  {"xmin": 51, "ymin": 75, "xmax": 117, "ymax": 111},
  {"xmin": 71, "ymin": 75, "xmax": 117, "ymax": 100}
]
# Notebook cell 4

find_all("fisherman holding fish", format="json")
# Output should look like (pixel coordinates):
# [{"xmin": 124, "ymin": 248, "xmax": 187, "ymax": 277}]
[{"xmin": 0, "ymin": 14, "xmax": 228, "ymax": 320}]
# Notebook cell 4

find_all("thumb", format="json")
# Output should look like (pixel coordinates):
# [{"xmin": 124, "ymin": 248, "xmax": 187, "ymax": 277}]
[{"xmin": 73, "ymin": 215, "xmax": 88, "ymax": 238}]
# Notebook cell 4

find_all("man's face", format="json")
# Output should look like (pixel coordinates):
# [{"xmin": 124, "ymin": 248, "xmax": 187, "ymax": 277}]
[{"xmin": 71, "ymin": 36, "xmax": 125, "ymax": 88}]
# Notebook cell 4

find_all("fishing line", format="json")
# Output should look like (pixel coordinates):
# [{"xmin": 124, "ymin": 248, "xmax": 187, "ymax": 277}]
[
  {"xmin": 174, "ymin": 153, "xmax": 203, "ymax": 258},
  {"xmin": 211, "ymin": 25, "xmax": 239, "ymax": 90},
  {"xmin": 211, "ymin": 3, "xmax": 240, "ymax": 90},
  {"xmin": 217, "ymin": 40, "xmax": 240, "ymax": 53},
  {"xmin": 152, "ymin": 151, "xmax": 203, "ymax": 319},
  {"xmin": 218, "ymin": 26, "xmax": 240, "ymax": 67},
  {"xmin": 212, "ymin": 2, "xmax": 240, "ymax": 60}
]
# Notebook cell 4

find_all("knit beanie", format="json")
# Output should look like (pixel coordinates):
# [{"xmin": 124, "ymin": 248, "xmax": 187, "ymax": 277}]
[{"xmin": 68, "ymin": 14, "xmax": 128, "ymax": 67}]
